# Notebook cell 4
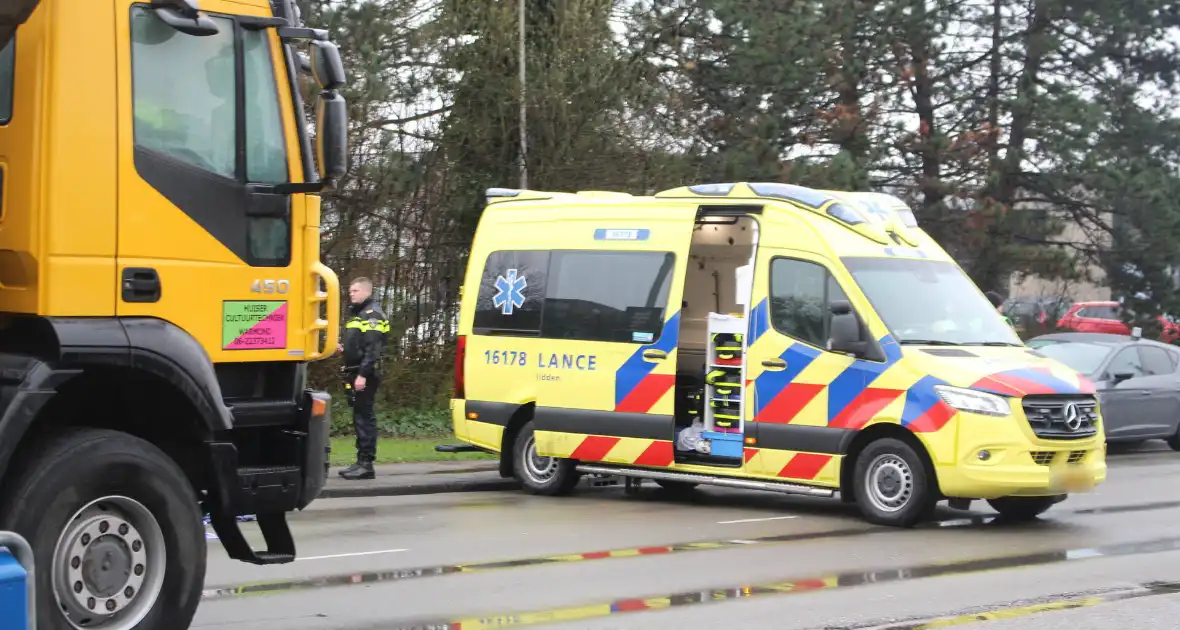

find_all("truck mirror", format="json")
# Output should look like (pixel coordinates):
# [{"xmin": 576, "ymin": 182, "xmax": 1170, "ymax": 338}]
[
  {"xmin": 151, "ymin": 0, "xmax": 219, "ymax": 36},
  {"xmin": 310, "ymin": 40, "xmax": 346, "ymax": 91},
  {"xmin": 315, "ymin": 91, "xmax": 348, "ymax": 184}
]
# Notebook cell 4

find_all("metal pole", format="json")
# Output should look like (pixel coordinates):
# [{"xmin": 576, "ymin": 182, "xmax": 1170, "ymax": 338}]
[{"xmin": 518, "ymin": 0, "xmax": 528, "ymax": 189}]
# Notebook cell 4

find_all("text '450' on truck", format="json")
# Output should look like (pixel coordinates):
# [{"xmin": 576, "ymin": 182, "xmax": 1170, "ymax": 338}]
[{"xmin": 0, "ymin": 0, "xmax": 348, "ymax": 627}]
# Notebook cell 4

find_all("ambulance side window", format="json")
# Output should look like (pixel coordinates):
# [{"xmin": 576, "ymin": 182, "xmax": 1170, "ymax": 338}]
[
  {"xmin": 473, "ymin": 250, "xmax": 550, "ymax": 335},
  {"xmin": 541, "ymin": 250, "xmax": 674, "ymax": 343},
  {"xmin": 768, "ymin": 258, "xmax": 847, "ymax": 349}
]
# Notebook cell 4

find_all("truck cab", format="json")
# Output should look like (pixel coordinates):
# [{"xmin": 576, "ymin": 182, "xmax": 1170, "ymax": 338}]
[{"xmin": 0, "ymin": 1, "xmax": 346, "ymax": 627}]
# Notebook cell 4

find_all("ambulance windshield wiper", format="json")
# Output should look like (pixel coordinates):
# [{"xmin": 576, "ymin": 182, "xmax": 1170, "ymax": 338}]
[
  {"xmin": 899, "ymin": 339, "xmax": 957, "ymax": 346},
  {"xmin": 961, "ymin": 341, "xmax": 1024, "ymax": 347}
]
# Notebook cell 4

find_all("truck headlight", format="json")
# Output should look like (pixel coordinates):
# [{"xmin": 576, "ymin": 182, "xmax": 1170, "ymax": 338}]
[{"xmin": 934, "ymin": 385, "xmax": 1012, "ymax": 417}]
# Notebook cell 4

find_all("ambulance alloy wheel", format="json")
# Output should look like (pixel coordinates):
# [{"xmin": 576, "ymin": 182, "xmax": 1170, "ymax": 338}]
[
  {"xmin": 852, "ymin": 438, "xmax": 937, "ymax": 528},
  {"xmin": 512, "ymin": 422, "xmax": 579, "ymax": 496},
  {"xmin": 0, "ymin": 427, "xmax": 205, "ymax": 629}
]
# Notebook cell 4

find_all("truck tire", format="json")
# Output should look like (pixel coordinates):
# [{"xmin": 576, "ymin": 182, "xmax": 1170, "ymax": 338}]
[
  {"xmin": 512, "ymin": 422, "xmax": 580, "ymax": 496},
  {"xmin": 851, "ymin": 438, "xmax": 938, "ymax": 528},
  {"xmin": 0, "ymin": 427, "xmax": 205, "ymax": 629}
]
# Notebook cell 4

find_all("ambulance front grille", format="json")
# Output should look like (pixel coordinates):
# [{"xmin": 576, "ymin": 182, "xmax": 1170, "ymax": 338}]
[
  {"xmin": 1028, "ymin": 450, "xmax": 1088, "ymax": 466},
  {"xmin": 1029, "ymin": 451, "xmax": 1056, "ymax": 465},
  {"xmin": 1021, "ymin": 395, "xmax": 1099, "ymax": 440}
]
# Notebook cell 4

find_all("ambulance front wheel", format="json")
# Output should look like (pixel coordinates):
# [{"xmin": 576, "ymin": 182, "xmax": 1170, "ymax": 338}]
[
  {"xmin": 513, "ymin": 423, "xmax": 580, "ymax": 496},
  {"xmin": 851, "ymin": 438, "xmax": 938, "ymax": 528}
]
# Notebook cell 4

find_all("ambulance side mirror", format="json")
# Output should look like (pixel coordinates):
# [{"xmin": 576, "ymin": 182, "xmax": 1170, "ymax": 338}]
[{"xmin": 829, "ymin": 300, "xmax": 884, "ymax": 362}]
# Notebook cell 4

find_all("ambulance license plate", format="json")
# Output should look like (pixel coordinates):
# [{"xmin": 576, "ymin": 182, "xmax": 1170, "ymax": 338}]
[{"xmin": 1049, "ymin": 464, "xmax": 1093, "ymax": 492}]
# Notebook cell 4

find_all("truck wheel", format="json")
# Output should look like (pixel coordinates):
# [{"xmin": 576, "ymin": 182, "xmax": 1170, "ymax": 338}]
[
  {"xmin": 987, "ymin": 495, "xmax": 1064, "ymax": 521},
  {"xmin": 0, "ymin": 427, "xmax": 205, "ymax": 629},
  {"xmin": 852, "ymin": 438, "xmax": 938, "ymax": 527},
  {"xmin": 512, "ymin": 423, "xmax": 579, "ymax": 496}
]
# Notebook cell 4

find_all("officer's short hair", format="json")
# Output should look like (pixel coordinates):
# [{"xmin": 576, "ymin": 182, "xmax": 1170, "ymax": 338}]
[{"xmin": 350, "ymin": 277, "xmax": 372, "ymax": 289}]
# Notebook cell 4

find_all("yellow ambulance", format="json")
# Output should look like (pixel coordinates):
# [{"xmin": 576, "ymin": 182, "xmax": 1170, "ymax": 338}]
[{"xmin": 447, "ymin": 182, "xmax": 1107, "ymax": 527}]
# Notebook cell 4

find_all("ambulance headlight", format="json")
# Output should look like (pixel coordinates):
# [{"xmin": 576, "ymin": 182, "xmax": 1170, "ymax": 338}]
[{"xmin": 934, "ymin": 386, "xmax": 1011, "ymax": 417}]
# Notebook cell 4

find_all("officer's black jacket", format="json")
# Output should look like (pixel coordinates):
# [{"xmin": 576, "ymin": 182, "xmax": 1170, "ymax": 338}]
[{"xmin": 342, "ymin": 298, "xmax": 389, "ymax": 379}]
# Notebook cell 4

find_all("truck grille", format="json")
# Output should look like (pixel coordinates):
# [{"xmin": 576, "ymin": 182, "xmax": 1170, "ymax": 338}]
[{"xmin": 1021, "ymin": 395, "xmax": 1099, "ymax": 440}]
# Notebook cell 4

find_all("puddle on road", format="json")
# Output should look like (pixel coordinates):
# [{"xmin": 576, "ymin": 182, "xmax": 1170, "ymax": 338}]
[
  {"xmin": 849, "ymin": 581, "xmax": 1180, "ymax": 629},
  {"xmin": 202, "ymin": 494, "xmax": 1180, "ymax": 602},
  {"xmin": 204, "ymin": 496, "xmax": 1180, "ymax": 601},
  {"xmin": 375, "ymin": 537, "xmax": 1180, "ymax": 630}
]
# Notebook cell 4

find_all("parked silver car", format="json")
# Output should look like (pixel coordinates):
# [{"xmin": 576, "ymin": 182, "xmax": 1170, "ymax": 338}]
[{"xmin": 1027, "ymin": 332, "xmax": 1180, "ymax": 448}]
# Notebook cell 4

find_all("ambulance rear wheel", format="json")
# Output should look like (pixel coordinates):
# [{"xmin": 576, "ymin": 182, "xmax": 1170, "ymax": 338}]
[
  {"xmin": 852, "ymin": 438, "xmax": 937, "ymax": 528},
  {"xmin": 513, "ymin": 423, "xmax": 579, "ymax": 496}
]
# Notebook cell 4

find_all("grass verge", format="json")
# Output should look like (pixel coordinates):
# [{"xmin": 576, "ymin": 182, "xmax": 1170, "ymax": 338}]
[{"xmin": 329, "ymin": 436, "xmax": 495, "ymax": 466}]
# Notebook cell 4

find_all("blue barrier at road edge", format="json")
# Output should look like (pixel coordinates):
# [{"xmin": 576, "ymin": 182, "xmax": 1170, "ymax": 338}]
[{"xmin": 0, "ymin": 530, "xmax": 34, "ymax": 630}]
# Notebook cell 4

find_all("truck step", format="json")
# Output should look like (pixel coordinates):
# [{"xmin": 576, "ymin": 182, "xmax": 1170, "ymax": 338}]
[
  {"xmin": 573, "ymin": 463, "xmax": 837, "ymax": 498},
  {"xmin": 207, "ymin": 511, "xmax": 296, "ymax": 565},
  {"xmin": 433, "ymin": 443, "xmax": 483, "ymax": 453},
  {"xmin": 205, "ymin": 443, "xmax": 303, "ymax": 565}
]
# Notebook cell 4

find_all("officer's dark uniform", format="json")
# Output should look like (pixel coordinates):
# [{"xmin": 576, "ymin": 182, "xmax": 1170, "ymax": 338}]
[{"xmin": 339, "ymin": 297, "xmax": 389, "ymax": 480}]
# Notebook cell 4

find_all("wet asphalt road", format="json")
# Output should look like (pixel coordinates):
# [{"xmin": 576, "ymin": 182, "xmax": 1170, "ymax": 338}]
[{"xmin": 193, "ymin": 442, "xmax": 1180, "ymax": 630}]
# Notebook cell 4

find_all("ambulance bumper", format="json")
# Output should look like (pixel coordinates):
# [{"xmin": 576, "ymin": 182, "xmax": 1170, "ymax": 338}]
[{"xmin": 937, "ymin": 411, "xmax": 1107, "ymax": 500}]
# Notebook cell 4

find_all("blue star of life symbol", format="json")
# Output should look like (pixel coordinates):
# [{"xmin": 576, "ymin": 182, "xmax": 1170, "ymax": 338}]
[{"xmin": 493, "ymin": 268, "xmax": 528, "ymax": 315}]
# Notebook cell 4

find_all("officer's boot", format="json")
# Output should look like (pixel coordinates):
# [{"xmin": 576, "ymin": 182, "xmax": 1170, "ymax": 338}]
[{"xmin": 338, "ymin": 460, "xmax": 375, "ymax": 480}]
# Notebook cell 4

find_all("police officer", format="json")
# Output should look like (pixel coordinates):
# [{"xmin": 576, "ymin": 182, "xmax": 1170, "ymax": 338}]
[{"xmin": 337, "ymin": 277, "xmax": 390, "ymax": 480}]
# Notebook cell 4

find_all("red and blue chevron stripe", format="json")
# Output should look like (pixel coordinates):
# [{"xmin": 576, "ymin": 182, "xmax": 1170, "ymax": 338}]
[
  {"xmin": 899, "ymin": 374, "xmax": 956, "ymax": 433},
  {"xmin": 826, "ymin": 335, "xmax": 905, "ymax": 430},
  {"xmin": 754, "ymin": 343, "xmax": 823, "ymax": 422},
  {"xmin": 614, "ymin": 312, "xmax": 681, "ymax": 413},
  {"xmin": 970, "ymin": 367, "xmax": 1095, "ymax": 397},
  {"xmin": 747, "ymin": 298, "xmax": 771, "ymax": 345}
]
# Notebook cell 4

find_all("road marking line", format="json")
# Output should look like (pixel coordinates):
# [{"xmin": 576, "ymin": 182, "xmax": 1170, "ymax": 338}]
[
  {"xmin": 296, "ymin": 549, "xmax": 408, "ymax": 561},
  {"xmin": 718, "ymin": 515, "xmax": 798, "ymax": 524}
]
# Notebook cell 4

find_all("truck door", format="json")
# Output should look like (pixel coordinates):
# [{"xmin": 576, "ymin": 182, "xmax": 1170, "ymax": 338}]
[
  {"xmin": 115, "ymin": 1, "xmax": 312, "ymax": 363},
  {"xmin": 532, "ymin": 215, "xmax": 696, "ymax": 466}
]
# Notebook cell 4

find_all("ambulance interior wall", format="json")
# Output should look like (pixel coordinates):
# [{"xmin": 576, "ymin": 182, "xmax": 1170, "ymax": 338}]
[{"xmin": 677, "ymin": 216, "xmax": 757, "ymax": 378}]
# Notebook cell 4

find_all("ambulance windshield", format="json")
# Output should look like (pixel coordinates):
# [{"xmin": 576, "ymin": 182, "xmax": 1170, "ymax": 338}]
[{"xmin": 842, "ymin": 257, "xmax": 1023, "ymax": 347}]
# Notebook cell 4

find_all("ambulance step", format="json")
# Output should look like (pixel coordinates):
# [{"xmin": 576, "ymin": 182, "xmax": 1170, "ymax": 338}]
[
  {"xmin": 433, "ymin": 443, "xmax": 483, "ymax": 453},
  {"xmin": 574, "ymin": 464, "xmax": 836, "ymax": 498}
]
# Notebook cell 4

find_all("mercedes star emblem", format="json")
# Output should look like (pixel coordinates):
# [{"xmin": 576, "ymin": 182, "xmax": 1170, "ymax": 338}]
[{"xmin": 1063, "ymin": 403, "xmax": 1083, "ymax": 431}]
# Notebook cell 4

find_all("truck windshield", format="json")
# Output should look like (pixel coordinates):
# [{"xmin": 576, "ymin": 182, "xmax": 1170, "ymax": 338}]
[{"xmin": 842, "ymin": 257, "xmax": 1023, "ymax": 346}]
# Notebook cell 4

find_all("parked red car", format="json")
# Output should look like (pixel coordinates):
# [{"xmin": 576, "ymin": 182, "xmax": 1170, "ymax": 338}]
[{"xmin": 1055, "ymin": 301, "xmax": 1180, "ymax": 343}]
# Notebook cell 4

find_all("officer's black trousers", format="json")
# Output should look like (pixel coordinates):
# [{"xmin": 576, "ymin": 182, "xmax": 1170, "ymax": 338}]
[{"xmin": 352, "ymin": 377, "xmax": 379, "ymax": 464}]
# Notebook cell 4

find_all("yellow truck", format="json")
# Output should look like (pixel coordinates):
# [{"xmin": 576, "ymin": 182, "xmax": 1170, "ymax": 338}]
[
  {"xmin": 0, "ymin": 0, "xmax": 346, "ymax": 626},
  {"xmin": 448, "ymin": 183, "xmax": 1107, "ymax": 528}
]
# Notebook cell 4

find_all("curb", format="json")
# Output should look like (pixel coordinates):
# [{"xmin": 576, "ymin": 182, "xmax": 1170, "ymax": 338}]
[{"xmin": 317, "ymin": 477, "xmax": 520, "ymax": 499}]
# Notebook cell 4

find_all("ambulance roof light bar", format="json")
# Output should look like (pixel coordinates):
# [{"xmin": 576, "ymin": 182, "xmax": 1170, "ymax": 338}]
[{"xmin": 484, "ymin": 187, "xmax": 559, "ymax": 205}]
